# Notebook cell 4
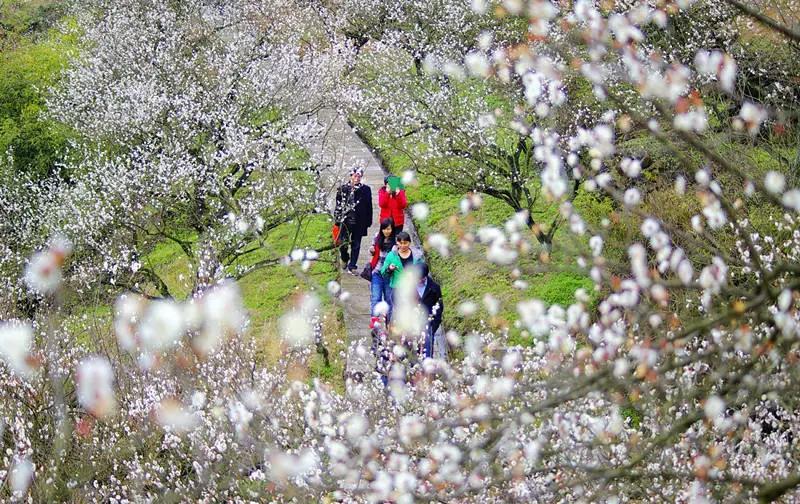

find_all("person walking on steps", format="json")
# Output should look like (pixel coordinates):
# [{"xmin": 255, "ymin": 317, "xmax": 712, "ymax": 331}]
[
  {"xmin": 369, "ymin": 218, "xmax": 396, "ymax": 317},
  {"xmin": 414, "ymin": 262, "xmax": 443, "ymax": 360},
  {"xmin": 378, "ymin": 176, "xmax": 407, "ymax": 234},
  {"xmin": 334, "ymin": 166, "xmax": 372, "ymax": 274},
  {"xmin": 380, "ymin": 231, "xmax": 424, "ymax": 294}
]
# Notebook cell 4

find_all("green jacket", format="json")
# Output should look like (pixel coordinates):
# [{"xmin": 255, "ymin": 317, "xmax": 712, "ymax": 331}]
[{"xmin": 380, "ymin": 246, "xmax": 424, "ymax": 288}]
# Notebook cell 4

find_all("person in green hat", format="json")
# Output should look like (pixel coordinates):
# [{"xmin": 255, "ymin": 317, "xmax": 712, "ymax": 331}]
[{"xmin": 378, "ymin": 175, "xmax": 407, "ymax": 235}]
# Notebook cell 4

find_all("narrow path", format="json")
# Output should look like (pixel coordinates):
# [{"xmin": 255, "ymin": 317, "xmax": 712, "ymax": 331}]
[
  {"xmin": 307, "ymin": 110, "xmax": 387, "ymax": 392},
  {"xmin": 308, "ymin": 110, "xmax": 437, "ymax": 396}
]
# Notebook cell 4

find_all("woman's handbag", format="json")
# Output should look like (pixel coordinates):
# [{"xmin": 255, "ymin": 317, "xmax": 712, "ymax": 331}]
[
  {"xmin": 359, "ymin": 265, "xmax": 372, "ymax": 281},
  {"xmin": 332, "ymin": 224, "xmax": 341, "ymax": 246}
]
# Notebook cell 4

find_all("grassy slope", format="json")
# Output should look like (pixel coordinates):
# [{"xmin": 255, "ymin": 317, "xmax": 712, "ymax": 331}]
[
  {"xmin": 356, "ymin": 124, "xmax": 598, "ymax": 345},
  {"xmin": 353, "ymin": 83, "xmax": 794, "ymax": 348},
  {"xmin": 65, "ymin": 215, "xmax": 347, "ymax": 391}
]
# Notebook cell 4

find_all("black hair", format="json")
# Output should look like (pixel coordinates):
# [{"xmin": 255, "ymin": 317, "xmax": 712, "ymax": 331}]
[
  {"xmin": 416, "ymin": 262, "xmax": 429, "ymax": 278},
  {"xmin": 377, "ymin": 218, "xmax": 396, "ymax": 250},
  {"xmin": 384, "ymin": 176, "xmax": 389, "ymax": 185},
  {"xmin": 396, "ymin": 231, "xmax": 411, "ymax": 243},
  {"xmin": 380, "ymin": 217, "xmax": 394, "ymax": 230}
]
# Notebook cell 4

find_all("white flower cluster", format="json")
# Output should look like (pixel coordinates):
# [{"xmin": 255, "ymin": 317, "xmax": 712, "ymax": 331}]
[
  {"xmin": 279, "ymin": 293, "xmax": 321, "ymax": 347},
  {"xmin": 76, "ymin": 356, "xmax": 117, "ymax": 418},
  {"xmin": 0, "ymin": 321, "xmax": 36, "ymax": 379},
  {"xmin": 23, "ymin": 235, "xmax": 72, "ymax": 295},
  {"xmin": 694, "ymin": 50, "xmax": 737, "ymax": 93},
  {"xmin": 114, "ymin": 281, "xmax": 247, "ymax": 366}
]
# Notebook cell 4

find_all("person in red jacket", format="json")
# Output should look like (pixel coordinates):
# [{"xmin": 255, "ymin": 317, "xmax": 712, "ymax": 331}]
[{"xmin": 378, "ymin": 176, "xmax": 407, "ymax": 234}]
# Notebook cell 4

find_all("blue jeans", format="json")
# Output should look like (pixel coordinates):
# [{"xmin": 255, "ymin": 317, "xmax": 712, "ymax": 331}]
[{"xmin": 370, "ymin": 271, "xmax": 392, "ymax": 316}]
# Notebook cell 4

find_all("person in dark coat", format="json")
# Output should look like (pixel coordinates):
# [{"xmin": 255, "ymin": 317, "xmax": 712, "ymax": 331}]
[
  {"xmin": 414, "ymin": 262, "xmax": 443, "ymax": 359},
  {"xmin": 334, "ymin": 166, "xmax": 373, "ymax": 273}
]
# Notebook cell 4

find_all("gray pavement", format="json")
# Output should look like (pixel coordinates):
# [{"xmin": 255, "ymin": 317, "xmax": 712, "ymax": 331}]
[
  {"xmin": 307, "ymin": 110, "xmax": 434, "ymax": 396},
  {"xmin": 307, "ymin": 110, "xmax": 386, "ymax": 390}
]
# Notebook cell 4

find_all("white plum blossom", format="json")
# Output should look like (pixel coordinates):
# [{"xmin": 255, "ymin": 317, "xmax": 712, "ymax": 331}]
[
  {"xmin": 699, "ymin": 257, "xmax": 728, "ymax": 295},
  {"xmin": 373, "ymin": 300, "xmax": 390, "ymax": 317},
  {"xmin": 465, "ymin": 51, "xmax": 490, "ymax": 78},
  {"xmin": 137, "ymin": 300, "xmax": 186, "ymax": 353},
  {"xmin": 623, "ymin": 188, "xmax": 641, "ymax": 207},
  {"xmin": 0, "ymin": 320, "xmax": 35, "ymax": 379},
  {"xmin": 694, "ymin": 50, "xmax": 737, "ymax": 92},
  {"xmin": 782, "ymin": 189, "xmax": 800, "ymax": 211},
  {"xmin": 426, "ymin": 233, "xmax": 450, "ymax": 257},
  {"xmin": 677, "ymin": 260, "xmax": 694, "ymax": 285},
  {"xmin": 703, "ymin": 395, "xmax": 726, "ymax": 426},
  {"xmin": 411, "ymin": 202, "xmax": 430, "ymax": 221},
  {"xmin": 736, "ymin": 102, "xmax": 768, "ymax": 135},
  {"xmin": 674, "ymin": 108, "xmax": 708, "ymax": 132},
  {"xmin": 675, "ymin": 175, "xmax": 687, "ymax": 195},
  {"xmin": 589, "ymin": 235, "xmax": 603, "ymax": 257},
  {"xmin": 76, "ymin": 356, "xmax": 117, "ymax": 418},
  {"xmin": 620, "ymin": 157, "xmax": 641, "ymax": 178},
  {"xmin": 192, "ymin": 281, "xmax": 247, "ymax": 356},
  {"xmin": 9, "ymin": 457, "xmax": 34, "ymax": 498},
  {"xmin": 701, "ymin": 196, "xmax": 727, "ymax": 229},
  {"xmin": 23, "ymin": 250, "xmax": 63, "ymax": 295},
  {"xmin": 279, "ymin": 294, "xmax": 321, "ymax": 347},
  {"xmin": 114, "ymin": 293, "xmax": 145, "ymax": 352},
  {"xmin": 391, "ymin": 269, "xmax": 428, "ymax": 336},
  {"xmin": 154, "ymin": 399, "xmax": 199, "ymax": 434},
  {"xmin": 487, "ymin": 240, "xmax": 518, "ymax": 265},
  {"xmin": 764, "ymin": 171, "xmax": 786, "ymax": 194},
  {"xmin": 457, "ymin": 301, "xmax": 478, "ymax": 317},
  {"xmin": 517, "ymin": 299, "xmax": 548, "ymax": 337}
]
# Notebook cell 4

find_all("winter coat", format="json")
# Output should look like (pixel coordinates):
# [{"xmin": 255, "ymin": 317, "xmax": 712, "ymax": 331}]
[
  {"xmin": 379, "ymin": 245, "xmax": 424, "ymax": 288},
  {"xmin": 419, "ymin": 277, "xmax": 444, "ymax": 336},
  {"xmin": 370, "ymin": 233, "xmax": 396, "ymax": 272},
  {"xmin": 378, "ymin": 187, "xmax": 407, "ymax": 227},
  {"xmin": 334, "ymin": 183, "xmax": 373, "ymax": 237}
]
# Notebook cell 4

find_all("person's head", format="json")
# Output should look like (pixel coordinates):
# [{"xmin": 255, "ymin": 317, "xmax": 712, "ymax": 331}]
[
  {"xmin": 380, "ymin": 218, "xmax": 395, "ymax": 238},
  {"xmin": 415, "ymin": 262, "xmax": 429, "ymax": 284},
  {"xmin": 383, "ymin": 176, "xmax": 389, "ymax": 187},
  {"xmin": 350, "ymin": 167, "xmax": 364, "ymax": 185},
  {"xmin": 396, "ymin": 231, "xmax": 411, "ymax": 252}
]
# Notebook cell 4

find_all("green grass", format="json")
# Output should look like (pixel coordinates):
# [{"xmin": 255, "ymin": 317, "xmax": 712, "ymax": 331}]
[
  {"xmin": 62, "ymin": 304, "xmax": 113, "ymax": 350},
  {"xmin": 64, "ymin": 213, "xmax": 347, "ymax": 390},
  {"xmin": 144, "ymin": 234, "xmax": 195, "ymax": 299},
  {"xmin": 621, "ymin": 405, "xmax": 643, "ymax": 430},
  {"xmin": 355, "ymin": 117, "xmax": 599, "ymax": 343},
  {"xmin": 0, "ymin": 13, "xmax": 78, "ymax": 180}
]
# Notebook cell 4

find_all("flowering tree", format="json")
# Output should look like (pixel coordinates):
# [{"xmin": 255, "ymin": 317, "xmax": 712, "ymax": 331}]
[
  {"xmin": 0, "ymin": 0, "xmax": 349, "ymax": 309},
  {"xmin": 2, "ymin": 0, "xmax": 800, "ymax": 502},
  {"xmin": 328, "ymin": 0, "xmax": 576, "ymax": 248}
]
